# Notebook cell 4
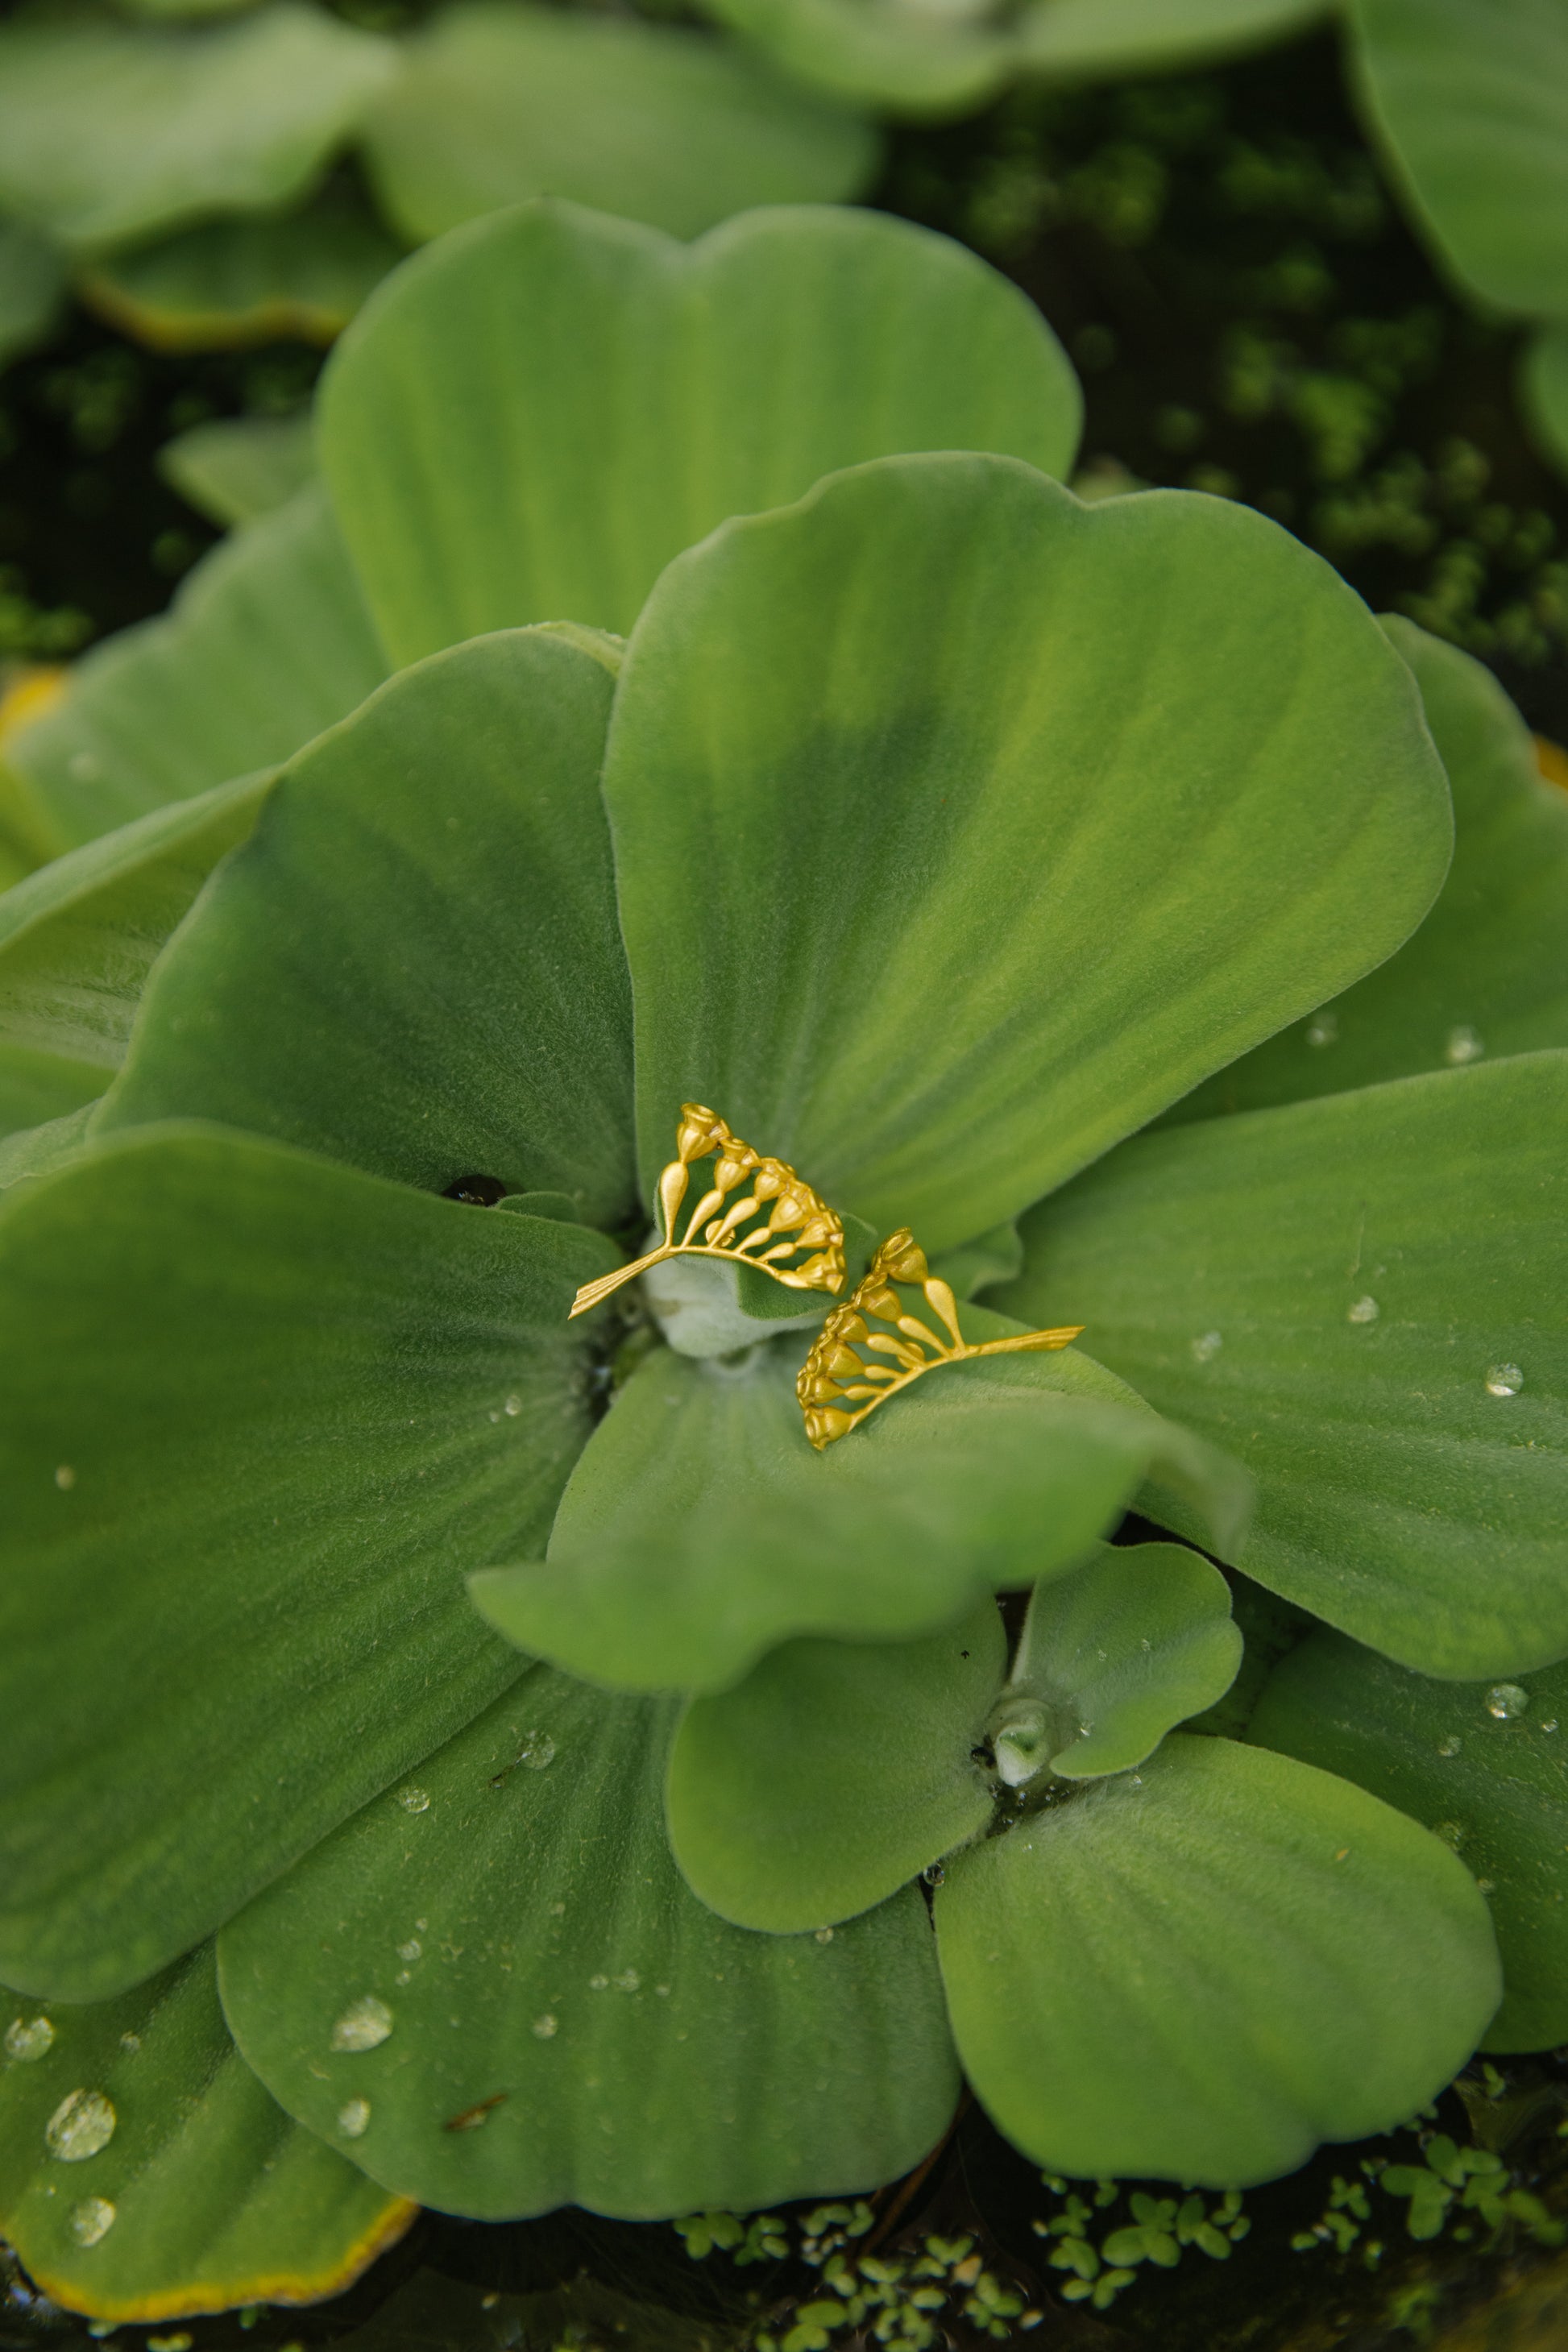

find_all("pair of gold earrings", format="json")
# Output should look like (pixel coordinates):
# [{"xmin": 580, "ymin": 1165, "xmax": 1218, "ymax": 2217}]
[{"xmin": 568, "ymin": 1105, "xmax": 1081, "ymax": 1449}]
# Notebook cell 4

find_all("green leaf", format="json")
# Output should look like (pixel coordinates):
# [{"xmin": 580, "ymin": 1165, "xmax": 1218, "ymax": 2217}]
[
  {"xmin": 1167, "ymin": 619, "xmax": 1568, "ymax": 1121},
  {"xmin": 160, "ymin": 413, "xmax": 316, "ymax": 528},
  {"xmin": 0, "ymin": 1948, "xmax": 414, "ymax": 2322},
  {"xmin": 1348, "ymin": 0, "xmax": 1568, "ymax": 314},
  {"xmin": 1249, "ymin": 1632, "xmax": 1568, "ymax": 2053},
  {"xmin": 931, "ymin": 1219, "xmax": 1024, "ymax": 1304},
  {"xmin": 6, "ymin": 487, "xmax": 385, "ymax": 848},
  {"xmin": 102, "ymin": 630, "xmax": 636, "ymax": 1226},
  {"xmin": 0, "ymin": 5, "xmax": 398, "ymax": 254},
  {"xmin": 991, "ymin": 1541, "xmax": 1241, "ymax": 1785},
  {"xmin": 935, "ymin": 1734, "xmax": 1500, "ymax": 2186},
  {"xmin": 0, "ymin": 1043, "xmax": 103, "ymax": 1143},
  {"xmin": 469, "ymin": 1315, "xmax": 1247, "ymax": 1693},
  {"xmin": 0, "ymin": 1101, "xmax": 97, "ymax": 1194},
  {"xmin": 218, "ymin": 1671, "xmax": 959, "ymax": 2218},
  {"xmin": 0, "ymin": 771, "xmax": 272, "ymax": 1081},
  {"xmin": 320, "ymin": 197, "xmax": 1081, "ymax": 662},
  {"xmin": 0, "ymin": 1121, "xmax": 619, "ymax": 2001},
  {"xmin": 80, "ymin": 189, "xmax": 402, "ymax": 355},
  {"xmin": 1018, "ymin": 0, "xmax": 1328, "ymax": 77},
  {"xmin": 1002, "ymin": 1052, "xmax": 1568, "ymax": 1679},
  {"xmin": 610, "ymin": 455, "xmax": 1450, "ymax": 1251},
  {"xmin": 697, "ymin": 0, "xmax": 1013, "ymax": 118},
  {"xmin": 0, "ymin": 220, "xmax": 64, "ymax": 370},
  {"xmin": 666, "ymin": 1599, "xmax": 1006, "ymax": 1932},
  {"xmin": 1521, "ymin": 324, "xmax": 1568, "ymax": 483},
  {"xmin": 361, "ymin": 2, "xmax": 876, "ymax": 255}
]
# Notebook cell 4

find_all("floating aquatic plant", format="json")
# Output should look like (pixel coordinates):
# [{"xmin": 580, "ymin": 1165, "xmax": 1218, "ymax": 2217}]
[{"xmin": 0, "ymin": 197, "xmax": 1565, "ymax": 2325}]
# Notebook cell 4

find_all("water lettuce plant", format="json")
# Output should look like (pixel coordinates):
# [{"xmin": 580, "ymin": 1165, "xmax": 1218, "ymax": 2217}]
[
  {"xmin": 1, "ymin": 197, "xmax": 1566, "ymax": 2328},
  {"xmin": 0, "ymin": 0, "xmax": 874, "ymax": 357}
]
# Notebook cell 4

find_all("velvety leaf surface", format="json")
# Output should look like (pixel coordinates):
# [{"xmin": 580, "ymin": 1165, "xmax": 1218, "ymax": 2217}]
[
  {"xmin": 320, "ymin": 199, "xmax": 1081, "ymax": 662},
  {"xmin": 361, "ymin": 3, "xmax": 875, "ymax": 254},
  {"xmin": 0, "ymin": 1122, "xmax": 619, "ymax": 2000},
  {"xmin": 6, "ymin": 487, "xmax": 385, "ymax": 848},
  {"xmin": 0, "ymin": 1102, "xmax": 97, "ymax": 1194},
  {"xmin": 610, "ymin": 456, "xmax": 1450, "ymax": 1252},
  {"xmin": 1522, "ymin": 325, "xmax": 1568, "ymax": 483},
  {"xmin": 1169, "ymin": 620, "xmax": 1568, "ymax": 1121},
  {"xmin": 81, "ymin": 191, "xmax": 402, "ymax": 354},
  {"xmin": 470, "ymin": 1320, "xmax": 1248, "ymax": 1692},
  {"xmin": 935, "ymin": 1735, "xmax": 1500, "ymax": 2186},
  {"xmin": 218, "ymin": 1672, "xmax": 959, "ymax": 2218},
  {"xmin": 102, "ymin": 632, "xmax": 635, "ymax": 1226},
  {"xmin": 0, "ymin": 1948, "xmax": 414, "ymax": 2321},
  {"xmin": 0, "ymin": 772, "xmax": 271, "ymax": 1080},
  {"xmin": 666, "ymin": 1599, "xmax": 1006, "ymax": 1932},
  {"xmin": 1003, "ymin": 1053, "xmax": 1568, "ymax": 1678},
  {"xmin": 0, "ymin": 1044, "xmax": 103, "ymax": 1143},
  {"xmin": 698, "ymin": 0, "xmax": 1012, "ymax": 115},
  {"xmin": 1018, "ymin": 0, "xmax": 1326, "ymax": 74},
  {"xmin": 993, "ymin": 1541, "xmax": 1241, "ymax": 1784},
  {"xmin": 1250, "ymin": 1632, "xmax": 1568, "ymax": 2052},
  {"xmin": 160, "ymin": 413, "xmax": 317, "ymax": 529},
  {"xmin": 1349, "ymin": 0, "xmax": 1568, "ymax": 313},
  {"xmin": 0, "ymin": 221, "xmax": 64, "ymax": 368},
  {"xmin": 0, "ymin": 6, "xmax": 398, "ymax": 253}
]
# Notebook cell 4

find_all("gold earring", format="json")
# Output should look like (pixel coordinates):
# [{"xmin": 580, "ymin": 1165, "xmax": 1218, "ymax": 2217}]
[
  {"xmin": 796, "ymin": 1227, "xmax": 1082, "ymax": 1448},
  {"xmin": 570, "ymin": 1103, "xmax": 845, "ymax": 1320}
]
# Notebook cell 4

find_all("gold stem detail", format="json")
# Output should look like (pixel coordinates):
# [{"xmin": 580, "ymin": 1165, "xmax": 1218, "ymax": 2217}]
[
  {"xmin": 796, "ymin": 1228, "xmax": 1082, "ymax": 1449},
  {"xmin": 570, "ymin": 1103, "xmax": 846, "ymax": 1320}
]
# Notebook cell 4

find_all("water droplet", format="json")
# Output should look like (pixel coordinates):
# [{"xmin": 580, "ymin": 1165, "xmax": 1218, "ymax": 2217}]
[
  {"xmin": 118, "ymin": 2033, "xmax": 139, "ymax": 2053},
  {"xmin": 331, "ymin": 1995, "xmax": 392, "ymax": 2052},
  {"xmin": 5, "ymin": 2016, "xmax": 55, "ymax": 2062},
  {"xmin": 815, "ymin": 1927, "xmax": 835, "ymax": 1944},
  {"xmin": 1433, "ymin": 1820, "xmax": 1466, "ymax": 1849},
  {"xmin": 1541, "ymin": 1719, "xmax": 1559, "ymax": 1734},
  {"xmin": 1437, "ymin": 1734, "xmax": 1462, "ymax": 1757},
  {"xmin": 396, "ymin": 1787, "xmax": 430, "ymax": 1814},
  {"xmin": 396, "ymin": 1939, "xmax": 421, "ymax": 1963},
  {"xmin": 394, "ymin": 1970, "xmax": 411, "ymax": 1987},
  {"xmin": 1347, "ymin": 1296, "xmax": 1379, "ymax": 1325},
  {"xmin": 1476, "ymin": 1878, "xmax": 1495, "ymax": 1896},
  {"xmin": 504, "ymin": 1395, "xmax": 522, "ymax": 1417},
  {"xmin": 655, "ymin": 1984, "xmax": 670, "ymax": 1997},
  {"xmin": 922, "ymin": 1862, "xmax": 946, "ymax": 1887},
  {"xmin": 337, "ymin": 2097, "xmax": 371, "ymax": 2139},
  {"xmin": 613, "ymin": 1970, "xmax": 640, "ymax": 1993},
  {"xmin": 588, "ymin": 1974, "xmax": 609, "ymax": 1991},
  {"xmin": 1446, "ymin": 1025, "xmax": 1484, "ymax": 1065},
  {"xmin": 532, "ymin": 2014, "xmax": 558, "ymax": 2039},
  {"xmin": 518, "ymin": 1732, "xmax": 555, "ymax": 1771},
  {"xmin": 1129, "ymin": 1774, "xmax": 1143, "ymax": 1787},
  {"xmin": 1139, "ymin": 1636, "xmax": 1152, "ymax": 1652},
  {"xmin": 69, "ymin": 2197, "xmax": 116, "ymax": 2247},
  {"xmin": 1485, "ymin": 1363, "xmax": 1524, "ymax": 1398},
  {"xmin": 1486, "ymin": 1683, "xmax": 1529, "ymax": 1720},
  {"xmin": 1191, "ymin": 1330, "xmax": 1222, "ymax": 1364},
  {"xmin": 46, "ymin": 2091, "xmax": 115, "ymax": 2161},
  {"xmin": 54, "ymin": 1465, "xmax": 75, "ymax": 1491},
  {"xmin": 1306, "ymin": 1012, "xmax": 1338, "ymax": 1048}
]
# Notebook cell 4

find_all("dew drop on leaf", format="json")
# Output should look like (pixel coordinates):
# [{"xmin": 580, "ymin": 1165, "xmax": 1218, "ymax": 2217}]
[
  {"xmin": 614, "ymin": 1970, "xmax": 640, "ymax": 1993},
  {"xmin": 4, "ymin": 2016, "xmax": 54, "ymax": 2062},
  {"xmin": 1486, "ymin": 1684, "xmax": 1529, "ymax": 1720},
  {"xmin": 1347, "ymin": 1296, "xmax": 1379, "ymax": 1324},
  {"xmin": 1484, "ymin": 1363, "xmax": 1524, "ymax": 1397},
  {"xmin": 815, "ymin": 1928, "xmax": 835, "ymax": 1944},
  {"xmin": 1445, "ymin": 1025, "xmax": 1485, "ymax": 1065},
  {"xmin": 45, "ymin": 2090, "xmax": 115, "ymax": 2161},
  {"xmin": 1437, "ymin": 1734, "xmax": 1462, "ymax": 1757},
  {"xmin": 396, "ymin": 1787, "xmax": 430, "ymax": 1814},
  {"xmin": 532, "ymin": 2014, "xmax": 558, "ymax": 2039},
  {"xmin": 1305, "ymin": 1012, "xmax": 1338, "ymax": 1048},
  {"xmin": 337, "ymin": 2097, "xmax": 371, "ymax": 2138},
  {"xmin": 1190, "ymin": 1330, "xmax": 1222, "ymax": 1363},
  {"xmin": 519, "ymin": 1732, "xmax": 555, "ymax": 1771},
  {"xmin": 331, "ymin": 1995, "xmax": 392, "ymax": 2052},
  {"xmin": 396, "ymin": 1939, "xmax": 421, "ymax": 1962},
  {"xmin": 69, "ymin": 2197, "xmax": 115, "ymax": 2247},
  {"xmin": 1433, "ymin": 1820, "xmax": 1466, "ymax": 1848}
]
